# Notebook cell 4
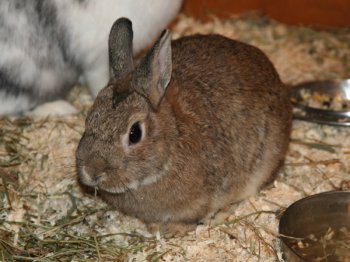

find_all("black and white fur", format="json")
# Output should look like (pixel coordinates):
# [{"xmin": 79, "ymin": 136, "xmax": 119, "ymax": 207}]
[{"xmin": 0, "ymin": 0, "xmax": 182, "ymax": 116}]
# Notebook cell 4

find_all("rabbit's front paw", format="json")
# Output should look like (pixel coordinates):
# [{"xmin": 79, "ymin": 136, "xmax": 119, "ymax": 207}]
[{"xmin": 147, "ymin": 222, "xmax": 197, "ymax": 238}]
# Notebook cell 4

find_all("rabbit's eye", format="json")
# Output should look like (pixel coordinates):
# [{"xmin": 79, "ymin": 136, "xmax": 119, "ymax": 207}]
[{"xmin": 129, "ymin": 122, "xmax": 142, "ymax": 145}]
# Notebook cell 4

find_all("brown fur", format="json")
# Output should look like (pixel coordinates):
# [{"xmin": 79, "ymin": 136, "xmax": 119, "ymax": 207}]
[{"xmin": 76, "ymin": 18, "xmax": 292, "ymax": 235}]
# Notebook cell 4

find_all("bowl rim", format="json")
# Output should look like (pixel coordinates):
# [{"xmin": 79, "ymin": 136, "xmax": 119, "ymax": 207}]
[{"xmin": 290, "ymin": 79, "xmax": 350, "ymax": 126}]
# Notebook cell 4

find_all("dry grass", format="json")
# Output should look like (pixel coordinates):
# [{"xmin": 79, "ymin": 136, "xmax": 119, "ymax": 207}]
[{"xmin": 1, "ymin": 14, "xmax": 350, "ymax": 261}]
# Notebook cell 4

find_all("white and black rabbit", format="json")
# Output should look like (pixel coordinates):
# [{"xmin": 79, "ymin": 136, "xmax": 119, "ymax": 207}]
[
  {"xmin": 0, "ymin": 0, "xmax": 182, "ymax": 116},
  {"xmin": 76, "ymin": 18, "xmax": 292, "ymax": 235}
]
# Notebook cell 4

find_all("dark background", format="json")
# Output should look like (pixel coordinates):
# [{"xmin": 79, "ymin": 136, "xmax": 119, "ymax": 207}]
[{"xmin": 183, "ymin": 0, "xmax": 350, "ymax": 28}]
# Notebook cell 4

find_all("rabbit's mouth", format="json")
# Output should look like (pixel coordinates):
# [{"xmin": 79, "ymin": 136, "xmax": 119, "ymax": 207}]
[
  {"xmin": 99, "ymin": 172, "xmax": 168, "ymax": 194},
  {"xmin": 78, "ymin": 165, "xmax": 127, "ymax": 193},
  {"xmin": 79, "ymin": 165, "xmax": 168, "ymax": 194}
]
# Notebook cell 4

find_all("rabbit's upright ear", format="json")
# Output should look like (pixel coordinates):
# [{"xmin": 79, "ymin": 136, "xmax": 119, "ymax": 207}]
[
  {"xmin": 133, "ymin": 30, "xmax": 172, "ymax": 109},
  {"xmin": 109, "ymin": 17, "xmax": 134, "ymax": 79}
]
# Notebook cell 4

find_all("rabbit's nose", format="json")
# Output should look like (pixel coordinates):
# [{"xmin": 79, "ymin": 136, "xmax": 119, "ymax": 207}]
[
  {"xmin": 79, "ymin": 157, "xmax": 108, "ymax": 186},
  {"xmin": 85, "ymin": 166, "xmax": 102, "ymax": 181},
  {"xmin": 80, "ymin": 166, "xmax": 105, "ymax": 187}
]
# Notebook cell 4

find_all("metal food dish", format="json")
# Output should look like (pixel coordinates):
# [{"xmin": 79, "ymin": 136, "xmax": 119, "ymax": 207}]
[
  {"xmin": 279, "ymin": 191, "xmax": 350, "ymax": 262},
  {"xmin": 290, "ymin": 79, "xmax": 350, "ymax": 126}
]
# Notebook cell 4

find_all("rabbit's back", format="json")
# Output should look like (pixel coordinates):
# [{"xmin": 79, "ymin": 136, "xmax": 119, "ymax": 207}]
[
  {"xmin": 170, "ymin": 34, "xmax": 290, "ymax": 135},
  {"xmin": 166, "ymin": 34, "xmax": 291, "ymax": 200},
  {"xmin": 171, "ymin": 34, "xmax": 284, "ymax": 99}
]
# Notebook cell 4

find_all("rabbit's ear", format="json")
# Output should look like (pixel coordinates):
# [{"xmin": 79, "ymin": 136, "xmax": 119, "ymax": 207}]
[
  {"xmin": 109, "ymin": 18, "xmax": 134, "ymax": 79},
  {"xmin": 133, "ymin": 30, "xmax": 172, "ymax": 109}
]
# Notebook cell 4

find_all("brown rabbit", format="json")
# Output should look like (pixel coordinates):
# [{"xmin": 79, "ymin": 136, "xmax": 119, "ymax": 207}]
[{"xmin": 76, "ymin": 17, "xmax": 292, "ymax": 235}]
